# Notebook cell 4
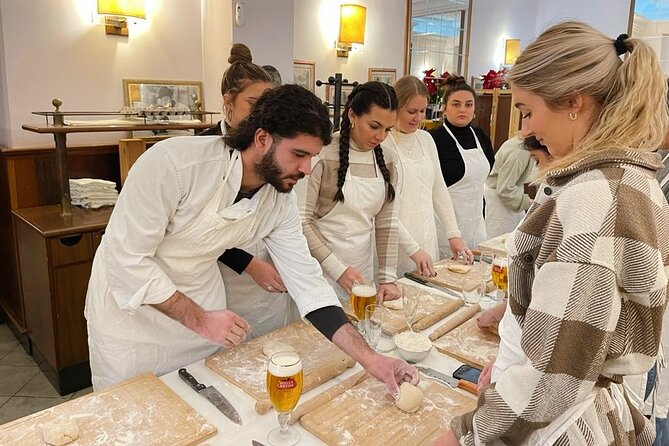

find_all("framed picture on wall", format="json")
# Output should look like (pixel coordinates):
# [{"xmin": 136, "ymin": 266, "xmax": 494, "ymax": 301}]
[
  {"xmin": 470, "ymin": 76, "xmax": 484, "ymax": 91},
  {"xmin": 325, "ymin": 85, "xmax": 354, "ymax": 106},
  {"xmin": 293, "ymin": 60, "xmax": 316, "ymax": 92},
  {"xmin": 368, "ymin": 68, "xmax": 397, "ymax": 85}
]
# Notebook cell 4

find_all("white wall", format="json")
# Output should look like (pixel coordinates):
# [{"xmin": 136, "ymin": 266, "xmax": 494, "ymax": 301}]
[
  {"xmin": 232, "ymin": 0, "xmax": 294, "ymax": 85},
  {"xmin": 534, "ymin": 0, "xmax": 631, "ymax": 37},
  {"xmin": 202, "ymin": 0, "xmax": 233, "ymax": 118},
  {"xmin": 467, "ymin": 0, "xmax": 538, "ymax": 79},
  {"xmin": 294, "ymin": 0, "xmax": 407, "ymax": 100},
  {"xmin": 0, "ymin": 0, "xmax": 211, "ymax": 148}
]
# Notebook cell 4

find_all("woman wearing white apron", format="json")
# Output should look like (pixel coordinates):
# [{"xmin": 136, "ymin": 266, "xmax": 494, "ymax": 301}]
[
  {"xmin": 200, "ymin": 45, "xmax": 300, "ymax": 338},
  {"xmin": 381, "ymin": 76, "xmax": 471, "ymax": 277},
  {"xmin": 435, "ymin": 23, "xmax": 668, "ymax": 446},
  {"xmin": 300, "ymin": 82, "xmax": 401, "ymax": 302},
  {"xmin": 483, "ymin": 134, "xmax": 536, "ymax": 239},
  {"xmin": 428, "ymin": 76, "xmax": 494, "ymax": 256}
]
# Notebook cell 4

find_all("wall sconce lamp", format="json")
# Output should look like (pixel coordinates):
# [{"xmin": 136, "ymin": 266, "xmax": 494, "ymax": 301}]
[
  {"xmin": 98, "ymin": 0, "xmax": 146, "ymax": 36},
  {"xmin": 504, "ymin": 39, "xmax": 521, "ymax": 65},
  {"xmin": 336, "ymin": 4, "xmax": 366, "ymax": 58}
]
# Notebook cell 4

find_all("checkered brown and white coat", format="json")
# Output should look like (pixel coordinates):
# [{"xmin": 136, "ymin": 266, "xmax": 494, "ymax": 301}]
[{"xmin": 452, "ymin": 149, "xmax": 669, "ymax": 445}]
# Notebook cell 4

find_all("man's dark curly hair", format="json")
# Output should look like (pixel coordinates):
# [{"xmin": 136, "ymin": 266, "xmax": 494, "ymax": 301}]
[{"xmin": 224, "ymin": 84, "xmax": 332, "ymax": 150}]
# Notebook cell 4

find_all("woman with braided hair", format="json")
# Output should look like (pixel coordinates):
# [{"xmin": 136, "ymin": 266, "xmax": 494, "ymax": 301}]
[{"xmin": 300, "ymin": 81, "xmax": 401, "ymax": 302}]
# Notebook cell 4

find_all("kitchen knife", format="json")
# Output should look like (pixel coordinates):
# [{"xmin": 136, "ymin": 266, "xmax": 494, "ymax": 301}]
[
  {"xmin": 415, "ymin": 365, "xmax": 478, "ymax": 395},
  {"xmin": 403, "ymin": 272, "xmax": 462, "ymax": 299},
  {"xmin": 251, "ymin": 441, "xmax": 267, "ymax": 446},
  {"xmin": 178, "ymin": 368, "xmax": 242, "ymax": 425}
]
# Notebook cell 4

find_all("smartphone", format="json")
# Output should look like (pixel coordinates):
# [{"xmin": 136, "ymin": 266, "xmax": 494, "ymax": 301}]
[{"xmin": 453, "ymin": 364, "xmax": 482, "ymax": 384}]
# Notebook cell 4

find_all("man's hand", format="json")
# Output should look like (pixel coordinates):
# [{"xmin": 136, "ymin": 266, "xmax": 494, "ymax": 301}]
[
  {"xmin": 152, "ymin": 291, "xmax": 250, "ymax": 348},
  {"xmin": 410, "ymin": 249, "xmax": 436, "ymax": 277},
  {"xmin": 193, "ymin": 309, "xmax": 251, "ymax": 348},
  {"xmin": 245, "ymin": 257, "xmax": 286, "ymax": 293},
  {"xmin": 336, "ymin": 266, "xmax": 364, "ymax": 294},
  {"xmin": 431, "ymin": 429, "xmax": 460, "ymax": 446},
  {"xmin": 377, "ymin": 282, "xmax": 400, "ymax": 302},
  {"xmin": 360, "ymin": 353, "xmax": 419, "ymax": 398}
]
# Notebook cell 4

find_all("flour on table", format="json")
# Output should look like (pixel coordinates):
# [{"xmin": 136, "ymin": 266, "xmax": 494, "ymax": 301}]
[
  {"xmin": 383, "ymin": 299, "xmax": 403, "ymax": 310},
  {"xmin": 262, "ymin": 340, "xmax": 295, "ymax": 358}
]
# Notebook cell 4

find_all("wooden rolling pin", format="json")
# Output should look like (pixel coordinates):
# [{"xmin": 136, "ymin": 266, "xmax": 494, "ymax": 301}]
[
  {"xmin": 255, "ymin": 355, "xmax": 356, "ymax": 414},
  {"xmin": 288, "ymin": 370, "xmax": 369, "ymax": 425},
  {"xmin": 411, "ymin": 298, "xmax": 464, "ymax": 331},
  {"xmin": 428, "ymin": 304, "xmax": 481, "ymax": 341}
]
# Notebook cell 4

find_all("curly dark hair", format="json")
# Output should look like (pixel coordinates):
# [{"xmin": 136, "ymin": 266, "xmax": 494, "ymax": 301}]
[
  {"xmin": 224, "ymin": 84, "xmax": 332, "ymax": 150},
  {"xmin": 335, "ymin": 81, "xmax": 398, "ymax": 203}
]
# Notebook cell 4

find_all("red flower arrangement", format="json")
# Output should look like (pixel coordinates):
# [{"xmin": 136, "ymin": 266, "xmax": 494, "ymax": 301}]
[
  {"xmin": 422, "ymin": 69, "xmax": 450, "ymax": 104},
  {"xmin": 482, "ymin": 67, "xmax": 509, "ymax": 90}
]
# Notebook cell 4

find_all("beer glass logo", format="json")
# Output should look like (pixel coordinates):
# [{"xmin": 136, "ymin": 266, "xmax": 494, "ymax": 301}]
[{"xmin": 277, "ymin": 377, "xmax": 297, "ymax": 390}]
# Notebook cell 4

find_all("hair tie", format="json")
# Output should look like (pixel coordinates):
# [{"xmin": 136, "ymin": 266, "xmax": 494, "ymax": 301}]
[{"xmin": 614, "ymin": 33, "xmax": 628, "ymax": 56}]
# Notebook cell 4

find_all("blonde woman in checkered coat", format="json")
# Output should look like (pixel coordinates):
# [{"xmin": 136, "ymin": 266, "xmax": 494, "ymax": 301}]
[{"xmin": 435, "ymin": 21, "xmax": 669, "ymax": 446}]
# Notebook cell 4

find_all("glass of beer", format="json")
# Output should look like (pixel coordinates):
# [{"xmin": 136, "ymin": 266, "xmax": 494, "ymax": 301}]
[
  {"xmin": 491, "ymin": 255, "xmax": 508, "ymax": 301},
  {"xmin": 350, "ymin": 279, "xmax": 378, "ymax": 323},
  {"xmin": 267, "ymin": 351, "xmax": 303, "ymax": 446}
]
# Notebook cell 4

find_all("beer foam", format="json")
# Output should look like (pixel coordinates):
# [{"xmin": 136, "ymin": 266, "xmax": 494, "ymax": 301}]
[
  {"xmin": 268, "ymin": 352, "xmax": 302, "ymax": 377},
  {"xmin": 351, "ymin": 283, "xmax": 376, "ymax": 297}
]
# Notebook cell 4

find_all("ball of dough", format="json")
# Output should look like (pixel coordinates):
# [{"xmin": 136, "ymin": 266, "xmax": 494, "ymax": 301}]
[
  {"xmin": 395, "ymin": 382, "xmax": 423, "ymax": 413},
  {"xmin": 383, "ymin": 299, "xmax": 403, "ymax": 310},
  {"xmin": 42, "ymin": 419, "xmax": 79, "ymax": 446},
  {"xmin": 262, "ymin": 340, "xmax": 295, "ymax": 358},
  {"xmin": 447, "ymin": 264, "xmax": 472, "ymax": 274}
]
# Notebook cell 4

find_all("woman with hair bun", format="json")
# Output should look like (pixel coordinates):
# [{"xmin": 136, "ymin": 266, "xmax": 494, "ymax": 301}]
[
  {"xmin": 382, "ymin": 75, "xmax": 472, "ymax": 277},
  {"xmin": 200, "ymin": 43, "xmax": 293, "ymax": 337},
  {"xmin": 435, "ymin": 21, "xmax": 669, "ymax": 446},
  {"xmin": 428, "ymin": 75, "xmax": 494, "ymax": 256},
  {"xmin": 301, "ymin": 81, "xmax": 401, "ymax": 302}
]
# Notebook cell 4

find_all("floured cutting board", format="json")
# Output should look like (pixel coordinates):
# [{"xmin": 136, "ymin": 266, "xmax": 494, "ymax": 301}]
[
  {"xmin": 206, "ymin": 320, "xmax": 354, "ymax": 412},
  {"xmin": 300, "ymin": 376, "xmax": 476, "ymax": 446},
  {"xmin": 411, "ymin": 259, "xmax": 495, "ymax": 293},
  {"xmin": 0, "ymin": 373, "xmax": 216, "ymax": 446},
  {"xmin": 478, "ymin": 232, "xmax": 510, "ymax": 256},
  {"xmin": 433, "ymin": 316, "xmax": 500, "ymax": 369}
]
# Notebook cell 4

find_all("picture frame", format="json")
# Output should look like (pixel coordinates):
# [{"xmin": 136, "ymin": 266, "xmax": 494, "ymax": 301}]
[
  {"xmin": 122, "ymin": 79, "xmax": 204, "ymax": 138},
  {"xmin": 470, "ymin": 76, "xmax": 484, "ymax": 91},
  {"xmin": 293, "ymin": 60, "xmax": 316, "ymax": 92},
  {"xmin": 368, "ymin": 68, "xmax": 397, "ymax": 86},
  {"xmin": 325, "ymin": 85, "xmax": 354, "ymax": 106}
]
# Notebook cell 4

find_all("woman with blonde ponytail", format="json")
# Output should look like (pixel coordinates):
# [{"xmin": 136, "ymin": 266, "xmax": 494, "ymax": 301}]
[
  {"xmin": 436, "ymin": 21, "xmax": 669, "ymax": 446},
  {"xmin": 301, "ymin": 81, "xmax": 401, "ymax": 303}
]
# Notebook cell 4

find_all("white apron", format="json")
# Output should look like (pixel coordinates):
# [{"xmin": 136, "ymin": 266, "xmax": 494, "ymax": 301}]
[
  {"xmin": 314, "ymin": 166, "xmax": 385, "ymax": 302},
  {"xmin": 86, "ymin": 150, "xmax": 273, "ymax": 389},
  {"xmin": 438, "ymin": 124, "xmax": 489, "ymax": 257},
  {"xmin": 389, "ymin": 132, "xmax": 439, "ymax": 276},
  {"xmin": 483, "ymin": 183, "xmax": 525, "ymax": 239}
]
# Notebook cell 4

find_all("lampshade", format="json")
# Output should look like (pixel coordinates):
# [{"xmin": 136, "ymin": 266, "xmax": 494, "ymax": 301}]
[
  {"xmin": 98, "ymin": 0, "xmax": 146, "ymax": 19},
  {"xmin": 504, "ymin": 39, "xmax": 520, "ymax": 65},
  {"xmin": 339, "ymin": 4, "xmax": 366, "ymax": 44}
]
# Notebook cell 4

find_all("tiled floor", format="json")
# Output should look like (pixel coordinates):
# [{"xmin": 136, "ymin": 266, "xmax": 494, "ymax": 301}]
[{"xmin": 0, "ymin": 323, "xmax": 92, "ymax": 425}]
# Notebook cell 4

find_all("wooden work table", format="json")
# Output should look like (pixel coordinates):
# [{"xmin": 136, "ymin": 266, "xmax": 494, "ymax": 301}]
[{"xmin": 12, "ymin": 205, "xmax": 113, "ymax": 395}]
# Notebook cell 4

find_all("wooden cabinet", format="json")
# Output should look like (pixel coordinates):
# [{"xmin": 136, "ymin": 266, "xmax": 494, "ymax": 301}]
[
  {"xmin": 472, "ymin": 89, "xmax": 521, "ymax": 151},
  {"xmin": 13, "ymin": 205, "xmax": 112, "ymax": 395}
]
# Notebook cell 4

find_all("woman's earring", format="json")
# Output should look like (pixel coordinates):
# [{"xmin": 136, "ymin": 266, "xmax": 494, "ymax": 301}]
[
  {"xmin": 351, "ymin": 120, "xmax": 355, "ymax": 129},
  {"xmin": 569, "ymin": 112, "xmax": 578, "ymax": 121},
  {"xmin": 472, "ymin": 114, "xmax": 476, "ymax": 119}
]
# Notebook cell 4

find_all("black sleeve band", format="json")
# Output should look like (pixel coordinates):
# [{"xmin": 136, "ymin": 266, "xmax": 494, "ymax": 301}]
[
  {"xmin": 218, "ymin": 248, "xmax": 254, "ymax": 274},
  {"xmin": 305, "ymin": 306, "xmax": 351, "ymax": 341}
]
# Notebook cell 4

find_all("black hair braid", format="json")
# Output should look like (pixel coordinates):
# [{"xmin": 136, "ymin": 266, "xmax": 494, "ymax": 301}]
[
  {"xmin": 334, "ymin": 116, "xmax": 351, "ymax": 202},
  {"xmin": 373, "ymin": 146, "xmax": 395, "ymax": 202}
]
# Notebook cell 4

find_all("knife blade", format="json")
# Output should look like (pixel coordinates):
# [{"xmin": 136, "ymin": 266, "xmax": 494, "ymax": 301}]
[
  {"xmin": 178, "ymin": 368, "xmax": 242, "ymax": 425},
  {"xmin": 251, "ymin": 441, "xmax": 267, "ymax": 446},
  {"xmin": 415, "ymin": 365, "xmax": 478, "ymax": 395},
  {"xmin": 403, "ymin": 272, "xmax": 462, "ymax": 299}
]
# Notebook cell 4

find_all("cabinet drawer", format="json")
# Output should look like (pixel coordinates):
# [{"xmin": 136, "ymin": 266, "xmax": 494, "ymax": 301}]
[{"xmin": 49, "ymin": 233, "xmax": 93, "ymax": 267}]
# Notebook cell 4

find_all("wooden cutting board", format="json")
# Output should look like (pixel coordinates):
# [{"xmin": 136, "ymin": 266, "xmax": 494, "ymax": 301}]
[
  {"xmin": 0, "ymin": 373, "xmax": 216, "ymax": 446},
  {"xmin": 341, "ymin": 283, "xmax": 463, "ymax": 335},
  {"xmin": 412, "ymin": 259, "xmax": 495, "ymax": 293},
  {"xmin": 433, "ymin": 316, "xmax": 500, "ymax": 369},
  {"xmin": 477, "ymin": 232, "xmax": 510, "ymax": 256},
  {"xmin": 300, "ymin": 376, "xmax": 476, "ymax": 445},
  {"xmin": 206, "ymin": 320, "xmax": 354, "ymax": 412}
]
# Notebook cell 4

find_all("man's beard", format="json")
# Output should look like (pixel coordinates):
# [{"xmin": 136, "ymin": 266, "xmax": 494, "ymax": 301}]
[{"xmin": 253, "ymin": 143, "xmax": 305, "ymax": 193}]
